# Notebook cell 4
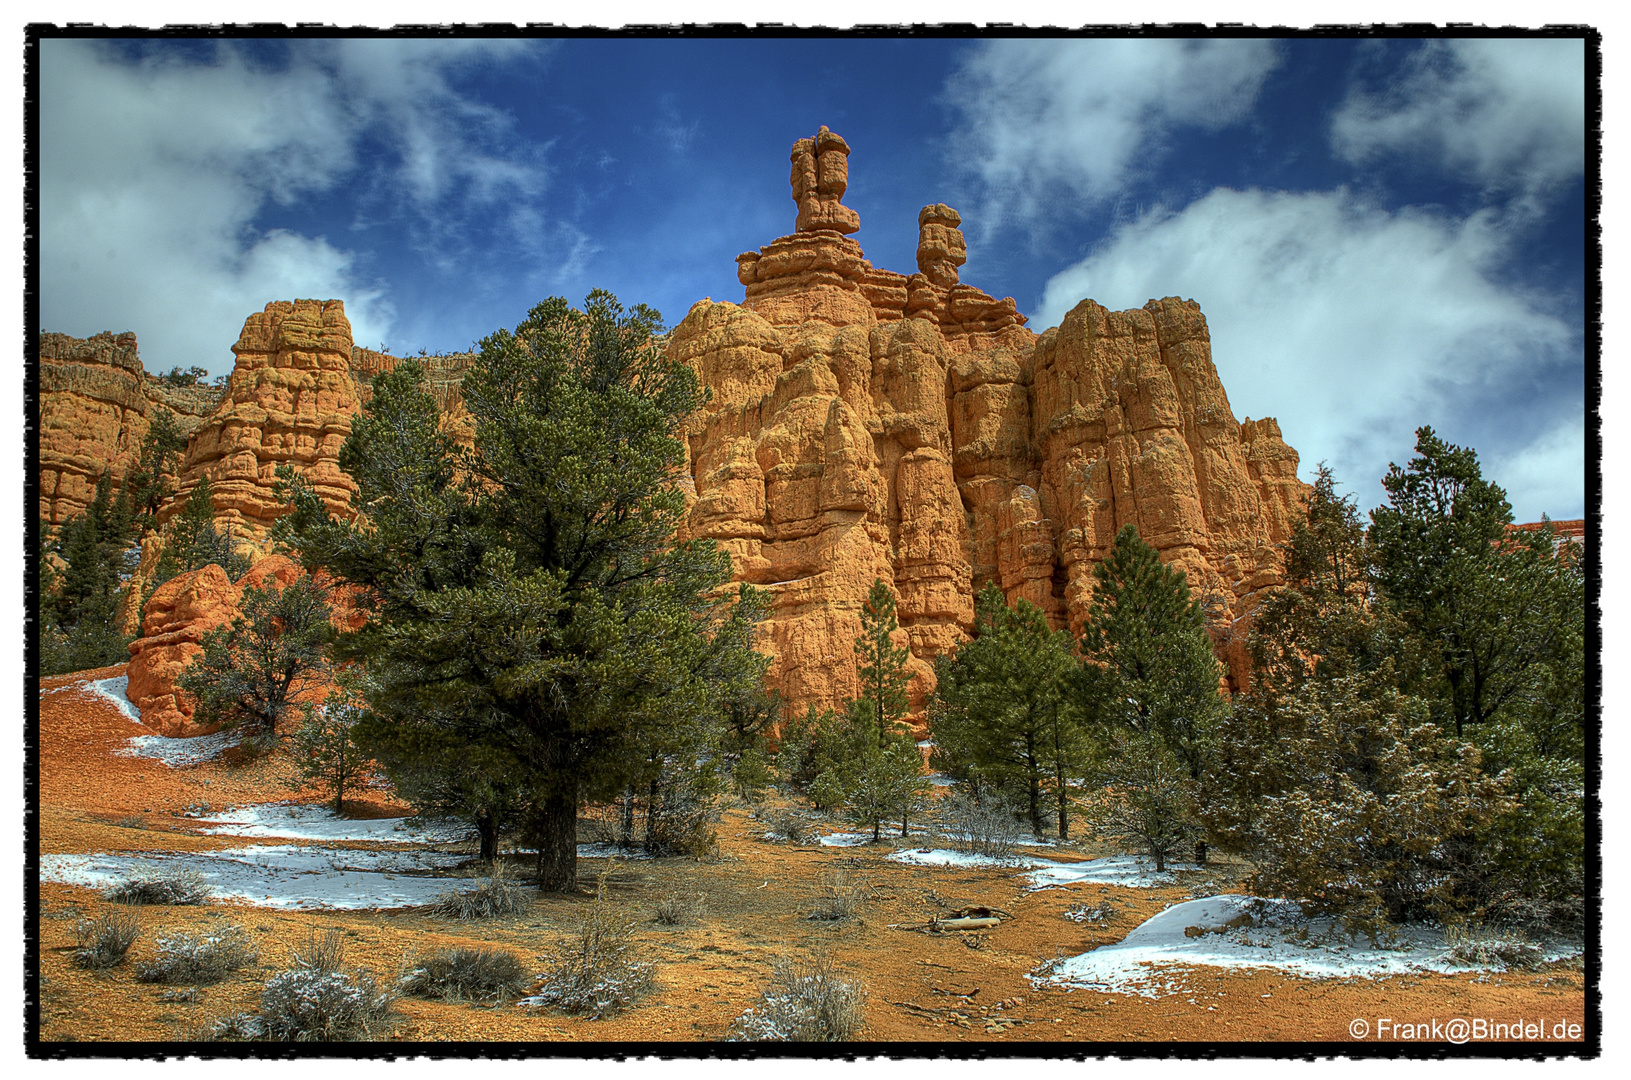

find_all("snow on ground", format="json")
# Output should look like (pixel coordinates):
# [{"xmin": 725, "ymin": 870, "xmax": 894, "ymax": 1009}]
[
  {"xmin": 817, "ymin": 832, "xmax": 875, "ymax": 847},
  {"xmin": 40, "ymin": 846, "xmax": 466, "ymax": 910},
  {"xmin": 84, "ymin": 676, "xmax": 142, "ymax": 723},
  {"xmin": 1024, "ymin": 855, "xmax": 1179, "ymax": 890},
  {"xmin": 116, "ymin": 729, "xmax": 243, "ymax": 768},
  {"xmin": 1034, "ymin": 894, "xmax": 1575, "ymax": 998},
  {"xmin": 887, "ymin": 847, "xmax": 1055, "ymax": 870},
  {"xmin": 575, "ymin": 843, "xmax": 653, "ymax": 859},
  {"xmin": 194, "ymin": 803, "xmax": 468, "ymax": 844}
]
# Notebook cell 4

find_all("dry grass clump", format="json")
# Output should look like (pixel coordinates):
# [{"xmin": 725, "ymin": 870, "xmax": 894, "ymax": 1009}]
[
  {"xmin": 72, "ymin": 912, "xmax": 139, "ymax": 970},
  {"xmin": 522, "ymin": 873, "xmax": 653, "ymax": 1018},
  {"xmin": 204, "ymin": 930, "xmax": 396, "ymax": 1042},
  {"xmin": 136, "ymin": 925, "xmax": 258, "ymax": 985},
  {"xmin": 1445, "ymin": 923, "xmax": 1545, "ymax": 971},
  {"xmin": 104, "ymin": 867, "xmax": 212, "ymax": 906},
  {"xmin": 653, "ymin": 891, "xmax": 707, "ymax": 926},
  {"xmin": 430, "ymin": 862, "xmax": 529, "ymax": 920},
  {"xmin": 399, "ymin": 947, "xmax": 530, "ymax": 1002},
  {"xmin": 727, "ymin": 954, "xmax": 866, "ymax": 1042},
  {"xmin": 806, "ymin": 872, "xmax": 865, "ymax": 922}
]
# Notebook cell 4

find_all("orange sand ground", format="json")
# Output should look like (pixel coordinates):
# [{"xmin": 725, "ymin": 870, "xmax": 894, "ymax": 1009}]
[{"xmin": 34, "ymin": 665, "xmax": 1587, "ymax": 1047}]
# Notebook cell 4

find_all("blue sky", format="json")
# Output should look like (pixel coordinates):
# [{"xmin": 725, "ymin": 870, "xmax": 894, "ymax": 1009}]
[{"xmin": 37, "ymin": 32, "xmax": 1589, "ymax": 522}]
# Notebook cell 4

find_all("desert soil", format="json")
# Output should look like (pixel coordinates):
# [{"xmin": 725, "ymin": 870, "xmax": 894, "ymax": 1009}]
[{"xmin": 33, "ymin": 665, "xmax": 1588, "ymax": 1047}]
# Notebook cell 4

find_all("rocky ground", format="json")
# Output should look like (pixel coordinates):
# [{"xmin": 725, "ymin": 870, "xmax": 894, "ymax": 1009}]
[{"xmin": 33, "ymin": 665, "xmax": 1588, "ymax": 1047}]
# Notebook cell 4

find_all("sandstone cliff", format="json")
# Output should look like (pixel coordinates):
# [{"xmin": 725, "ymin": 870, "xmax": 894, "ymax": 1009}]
[
  {"xmin": 37, "ymin": 331, "xmax": 224, "ymax": 529},
  {"xmin": 675, "ymin": 128, "xmax": 1310, "ymax": 716}
]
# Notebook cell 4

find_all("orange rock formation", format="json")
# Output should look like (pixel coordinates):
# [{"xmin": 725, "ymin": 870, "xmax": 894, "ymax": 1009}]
[
  {"xmin": 37, "ymin": 332, "xmax": 224, "ymax": 529},
  {"xmin": 677, "ymin": 128, "xmax": 1309, "ymax": 717},
  {"xmin": 124, "ymin": 554, "xmax": 361, "ymax": 737}
]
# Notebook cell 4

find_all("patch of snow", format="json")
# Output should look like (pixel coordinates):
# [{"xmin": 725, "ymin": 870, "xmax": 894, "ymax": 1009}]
[
  {"xmin": 928, "ymin": 774, "xmax": 956, "ymax": 787},
  {"xmin": 816, "ymin": 832, "xmax": 875, "ymax": 847},
  {"xmin": 194, "ymin": 803, "xmax": 467, "ymax": 844},
  {"xmin": 85, "ymin": 676, "xmax": 141, "ymax": 723},
  {"xmin": 886, "ymin": 847, "xmax": 1054, "ymax": 870},
  {"xmin": 934, "ymin": 830, "xmax": 1056, "ymax": 848},
  {"xmin": 117, "ymin": 729, "xmax": 243, "ymax": 768},
  {"xmin": 1024, "ymin": 855, "xmax": 1181, "ymax": 890},
  {"xmin": 1034, "ymin": 895, "xmax": 1572, "ymax": 998},
  {"xmin": 575, "ymin": 843, "xmax": 653, "ymax": 860},
  {"xmin": 40, "ymin": 846, "xmax": 466, "ymax": 910}
]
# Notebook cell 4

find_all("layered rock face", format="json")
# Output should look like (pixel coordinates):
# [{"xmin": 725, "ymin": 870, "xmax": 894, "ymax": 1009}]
[
  {"xmin": 37, "ymin": 332, "xmax": 224, "ymax": 529},
  {"xmin": 157, "ymin": 301, "xmax": 367, "ymax": 554},
  {"xmin": 677, "ymin": 128, "xmax": 1310, "ymax": 717}
]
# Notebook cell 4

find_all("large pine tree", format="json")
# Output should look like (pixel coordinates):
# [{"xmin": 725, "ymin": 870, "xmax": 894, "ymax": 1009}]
[{"xmin": 277, "ymin": 292, "xmax": 768, "ymax": 891}]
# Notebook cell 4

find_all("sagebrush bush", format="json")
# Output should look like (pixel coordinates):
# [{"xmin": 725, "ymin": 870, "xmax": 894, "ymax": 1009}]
[
  {"xmin": 937, "ymin": 789, "xmax": 1024, "ymax": 859},
  {"xmin": 524, "ymin": 874, "xmax": 652, "ymax": 1018},
  {"xmin": 104, "ymin": 867, "xmax": 212, "ymax": 906},
  {"xmin": 727, "ymin": 955, "xmax": 866, "ymax": 1041},
  {"xmin": 205, "ymin": 932, "xmax": 394, "ymax": 1042},
  {"xmin": 763, "ymin": 808, "xmax": 812, "ymax": 845},
  {"xmin": 431, "ymin": 863, "xmax": 529, "ymax": 920},
  {"xmin": 73, "ymin": 912, "xmax": 139, "ymax": 970},
  {"xmin": 136, "ymin": 925, "xmax": 258, "ymax": 985},
  {"xmin": 399, "ymin": 947, "xmax": 530, "ymax": 1002}
]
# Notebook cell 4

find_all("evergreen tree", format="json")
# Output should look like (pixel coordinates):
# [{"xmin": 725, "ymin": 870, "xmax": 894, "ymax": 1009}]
[
  {"xmin": 276, "ymin": 292, "xmax": 768, "ymax": 891},
  {"xmin": 42, "ymin": 474, "xmax": 140, "ymax": 675},
  {"xmin": 291, "ymin": 676, "xmax": 376, "ymax": 814},
  {"xmin": 124, "ymin": 408, "xmax": 187, "ymax": 527},
  {"xmin": 1074, "ymin": 524, "xmax": 1224, "ymax": 864},
  {"xmin": 929, "ymin": 583, "xmax": 1083, "ymax": 838},
  {"xmin": 805, "ymin": 579, "xmax": 930, "ymax": 841},
  {"xmin": 853, "ymin": 577, "xmax": 912, "ymax": 745},
  {"xmin": 177, "ymin": 572, "xmax": 335, "ymax": 741},
  {"xmin": 155, "ymin": 476, "xmax": 250, "ymax": 585}
]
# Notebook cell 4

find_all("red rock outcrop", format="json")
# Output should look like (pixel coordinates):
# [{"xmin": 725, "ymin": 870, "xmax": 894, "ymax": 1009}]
[
  {"xmin": 676, "ymin": 128, "xmax": 1310, "ymax": 718},
  {"xmin": 37, "ymin": 332, "xmax": 223, "ymax": 529},
  {"xmin": 125, "ymin": 554, "xmax": 359, "ymax": 736},
  {"xmin": 157, "ymin": 300, "xmax": 369, "ymax": 556}
]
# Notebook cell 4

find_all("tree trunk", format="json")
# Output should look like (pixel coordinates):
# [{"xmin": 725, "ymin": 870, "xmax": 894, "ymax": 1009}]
[
  {"xmin": 1057, "ymin": 790, "xmax": 1069, "ymax": 842},
  {"xmin": 1194, "ymin": 839, "xmax": 1208, "ymax": 866},
  {"xmin": 476, "ymin": 811, "xmax": 499, "ymax": 863},
  {"xmin": 534, "ymin": 791, "xmax": 578, "ymax": 892},
  {"xmin": 1153, "ymin": 847, "xmax": 1165, "ymax": 873},
  {"xmin": 873, "ymin": 818, "xmax": 881, "ymax": 843}
]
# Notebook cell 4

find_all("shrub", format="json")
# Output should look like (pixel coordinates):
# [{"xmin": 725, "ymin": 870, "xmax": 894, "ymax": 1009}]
[
  {"xmin": 727, "ymin": 955, "xmax": 865, "ymax": 1041},
  {"xmin": 399, "ymin": 947, "xmax": 530, "ymax": 1002},
  {"xmin": 73, "ymin": 912, "xmax": 139, "ymax": 969},
  {"xmin": 430, "ymin": 862, "xmax": 529, "ymax": 920},
  {"xmin": 1445, "ymin": 923, "xmax": 1544, "ymax": 971},
  {"xmin": 653, "ymin": 891, "xmax": 706, "ymax": 926},
  {"xmin": 806, "ymin": 872, "xmax": 864, "ymax": 923},
  {"xmin": 255, "ymin": 967, "xmax": 396, "ymax": 1041},
  {"xmin": 937, "ymin": 788, "xmax": 1024, "ymax": 859},
  {"xmin": 763, "ymin": 808, "xmax": 812, "ymax": 845},
  {"xmin": 524, "ymin": 874, "xmax": 653, "ymax": 1018},
  {"xmin": 104, "ymin": 867, "xmax": 213, "ymax": 906},
  {"xmin": 205, "ymin": 932, "xmax": 394, "ymax": 1042},
  {"xmin": 136, "ymin": 925, "xmax": 258, "ymax": 985}
]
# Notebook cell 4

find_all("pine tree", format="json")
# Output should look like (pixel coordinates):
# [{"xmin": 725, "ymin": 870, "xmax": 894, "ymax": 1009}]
[
  {"xmin": 292, "ymin": 677, "xmax": 376, "ymax": 814},
  {"xmin": 853, "ymin": 577, "xmax": 912, "ymax": 745},
  {"xmin": 177, "ymin": 572, "xmax": 335, "ymax": 742},
  {"xmin": 155, "ymin": 476, "xmax": 249, "ymax": 585},
  {"xmin": 929, "ymin": 583, "xmax": 1083, "ymax": 838},
  {"xmin": 42, "ymin": 473, "xmax": 140, "ymax": 675},
  {"xmin": 276, "ymin": 292, "xmax": 768, "ymax": 891},
  {"xmin": 1074, "ymin": 525, "xmax": 1223, "ymax": 864}
]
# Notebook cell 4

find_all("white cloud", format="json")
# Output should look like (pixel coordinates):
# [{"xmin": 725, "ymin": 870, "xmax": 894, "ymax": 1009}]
[
  {"xmin": 1034, "ymin": 187, "xmax": 1581, "ymax": 521},
  {"xmin": 944, "ymin": 39, "xmax": 1282, "ymax": 228},
  {"xmin": 39, "ymin": 38, "xmax": 547, "ymax": 376},
  {"xmin": 1487, "ymin": 414, "xmax": 1588, "ymax": 524},
  {"xmin": 1331, "ymin": 39, "xmax": 1586, "ymax": 203}
]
